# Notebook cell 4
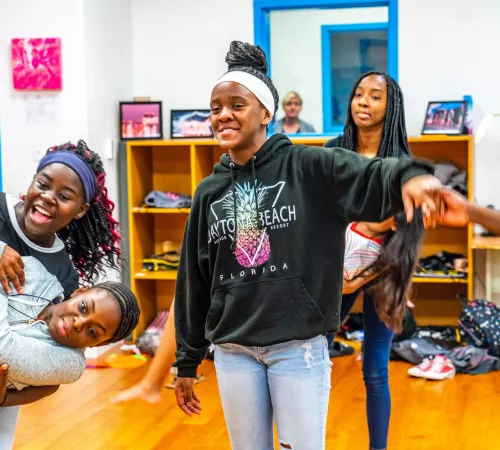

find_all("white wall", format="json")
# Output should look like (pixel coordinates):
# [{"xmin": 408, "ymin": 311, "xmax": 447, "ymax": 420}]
[
  {"xmin": 130, "ymin": 0, "xmax": 254, "ymax": 137},
  {"xmin": 270, "ymin": 7, "xmax": 388, "ymax": 132},
  {"xmin": 0, "ymin": 0, "xmax": 88, "ymax": 196},
  {"xmin": 82, "ymin": 0, "xmax": 133, "ymax": 358},
  {"xmin": 83, "ymin": 0, "xmax": 133, "ymax": 284}
]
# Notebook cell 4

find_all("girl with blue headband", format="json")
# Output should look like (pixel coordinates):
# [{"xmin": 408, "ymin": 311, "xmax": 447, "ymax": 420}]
[
  {"xmin": 0, "ymin": 139, "xmax": 121, "ymax": 297},
  {"xmin": 0, "ymin": 140, "xmax": 122, "ymax": 448}
]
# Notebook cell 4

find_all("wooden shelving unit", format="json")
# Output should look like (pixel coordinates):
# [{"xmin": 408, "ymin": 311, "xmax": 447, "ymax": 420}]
[{"xmin": 126, "ymin": 135, "xmax": 473, "ymax": 337}]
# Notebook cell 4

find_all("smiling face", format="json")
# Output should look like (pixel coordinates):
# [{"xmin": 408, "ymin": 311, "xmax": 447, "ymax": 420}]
[
  {"xmin": 210, "ymin": 81, "xmax": 272, "ymax": 152},
  {"xmin": 350, "ymin": 74, "xmax": 388, "ymax": 130},
  {"xmin": 20, "ymin": 163, "xmax": 90, "ymax": 246},
  {"xmin": 43, "ymin": 287, "xmax": 121, "ymax": 348}
]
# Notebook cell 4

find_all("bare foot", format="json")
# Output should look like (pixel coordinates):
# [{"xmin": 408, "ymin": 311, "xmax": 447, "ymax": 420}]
[{"xmin": 110, "ymin": 382, "xmax": 162, "ymax": 405}]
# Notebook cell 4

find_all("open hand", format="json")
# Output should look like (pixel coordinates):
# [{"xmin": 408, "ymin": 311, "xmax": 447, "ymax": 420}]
[
  {"xmin": 438, "ymin": 188, "xmax": 469, "ymax": 228},
  {"xmin": 111, "ymin": 380, "xmax": 162, "ymax": 405},
  {"xmin": 401, "ymin": 175, "xmax": 443, "ymax": 228},
  {"xmin": 0, "ymin": 246, "xmax": 25, "ymax": 295},
  {"xmin": 174, "ymin": 377, "xmax": 201, "ymax": 416}
]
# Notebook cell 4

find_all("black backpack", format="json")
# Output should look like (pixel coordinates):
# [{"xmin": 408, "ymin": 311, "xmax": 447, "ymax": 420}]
[{"xmin": 458, "ymin": 295, "xmax": 500, "ymax": 357}]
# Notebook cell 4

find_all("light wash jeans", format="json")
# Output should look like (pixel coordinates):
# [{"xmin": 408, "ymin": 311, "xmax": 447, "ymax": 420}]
[
  {"xmin": 214, "ymin": 335, "xmax": 332, "ymax": 450},
  {"xmin": 0, "ymin": 406, "xmax": 19, "ymax": 449}
]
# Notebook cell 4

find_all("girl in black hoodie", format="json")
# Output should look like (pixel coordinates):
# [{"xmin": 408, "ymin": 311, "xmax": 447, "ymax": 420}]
[{"xmin": 173, "ymin": 41, "xmax": 442, "ymax": 449}]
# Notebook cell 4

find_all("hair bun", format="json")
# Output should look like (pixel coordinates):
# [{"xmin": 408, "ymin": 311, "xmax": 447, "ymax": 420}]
[{"xmin": 225, "ymin": 41, "xmax": 268, "ymax": 75}]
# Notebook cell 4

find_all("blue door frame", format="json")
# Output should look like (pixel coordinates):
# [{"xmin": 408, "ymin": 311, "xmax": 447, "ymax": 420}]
[
  {"xmin": 253, "ymin": 0, "xmax": 398, "ymax": 135},
  {"xmin": 253, "ymin": 0, "xmax": 398, "ymax": 78},
  {"xmin": 321, "ymin": 22, "xmax": 389, "ymax": 133}
]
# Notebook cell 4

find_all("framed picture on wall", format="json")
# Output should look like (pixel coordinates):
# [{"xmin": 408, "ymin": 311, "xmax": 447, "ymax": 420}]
[
  {"xmin": 421, "ymin": 101, "xmax": 467, "ymax": 135},
  {"xmin": 120, "ymin": 101, "xmax": 163, "ymax": 140},
  {"xmin": 170, "ymin": 109, "xmax": 213, "ymax": 138}
]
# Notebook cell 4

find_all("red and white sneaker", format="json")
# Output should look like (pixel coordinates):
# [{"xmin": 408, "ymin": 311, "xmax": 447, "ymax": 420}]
[
  {"xmin": 408, "ymin": 357, "xmax": 433, "ymax": 378},
  {"xmin": 424, "ymin": 355, "xmax": 455, "ymax": 380}
]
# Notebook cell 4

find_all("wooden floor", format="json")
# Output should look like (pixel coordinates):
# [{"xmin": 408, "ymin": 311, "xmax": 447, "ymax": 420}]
[{"xmin": 14, "ymin": 351, "xmax": 500, "ymax": 450}]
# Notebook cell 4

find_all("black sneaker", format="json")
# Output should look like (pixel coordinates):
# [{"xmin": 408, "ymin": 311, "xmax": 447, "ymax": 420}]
[{"xmin": 329, "ymin": 341, "xmax": 355, "ymax": 358}]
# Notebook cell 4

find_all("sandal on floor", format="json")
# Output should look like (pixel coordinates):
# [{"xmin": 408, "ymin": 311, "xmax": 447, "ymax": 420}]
[
  {"xmin": 329, "ymin": 341, "xmax": 355, "ymax": 358},
  {"xmin": 166, "ymin": 374, "xmax": 206, "ymax": 389}
]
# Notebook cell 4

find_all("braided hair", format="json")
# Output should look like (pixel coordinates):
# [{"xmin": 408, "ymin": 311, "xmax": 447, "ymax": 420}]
[
  {"xmin": 224, "ymin": 41, "xmax": 280, "ymax": 114},
  {"xmin": 43, "ymin": 140, "xmax": 121, "ymax": 283},
  {"xmin": 96, "ymin": 281, "xmax": 140, "ymax": 343},
  {"xmin": 340, "ymin": 71, "xmax": 412, "ymax": 158}
]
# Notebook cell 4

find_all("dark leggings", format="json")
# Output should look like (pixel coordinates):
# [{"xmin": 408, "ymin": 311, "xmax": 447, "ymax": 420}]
[{"xmin": 335, "ymin": 289, "xmax": 394, "ymax": 450}]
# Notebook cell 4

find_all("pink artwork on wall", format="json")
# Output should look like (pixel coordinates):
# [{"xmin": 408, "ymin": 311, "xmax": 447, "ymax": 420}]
[{"xmin": 11, "ymin": 38, "xmax": 62, "ymax": 90}]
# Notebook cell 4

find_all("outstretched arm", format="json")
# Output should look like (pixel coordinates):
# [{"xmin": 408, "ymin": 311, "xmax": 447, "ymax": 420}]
[
  {"xmin": 2, "ymin": 384, "xmax": 59, "ymax": 407},
  {"xmin": 439, "ymin": 188, "xmax": 500, "ymax": 235},
  {"xmin": 330, "ymin": 148, "xmax": 440, "ymax": 225},
  {"xmin": 300, "ymin": 145, "xmax": 440, "ymax": 225},
  {"xmin": 0, "ymin": 365, "xmax": 59, "ymax": 407}
]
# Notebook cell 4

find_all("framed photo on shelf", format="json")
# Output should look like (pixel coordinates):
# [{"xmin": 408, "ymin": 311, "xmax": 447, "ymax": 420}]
[
  {"xmin": 170, "ymin": 109, "xmax": 213, "ymax": 138},
  {"xmin": 120, "ymin": 101, "xmax": 163, "ymax": 140},
  {"xmin": 421, "ymin": 101, "xmax": 467, "ymax": 135}
]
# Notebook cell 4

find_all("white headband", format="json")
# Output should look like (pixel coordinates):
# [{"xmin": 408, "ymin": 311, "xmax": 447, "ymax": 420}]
[{"xmin": 215, "ymin": 71, "xmax": 275, "ymax": 118}]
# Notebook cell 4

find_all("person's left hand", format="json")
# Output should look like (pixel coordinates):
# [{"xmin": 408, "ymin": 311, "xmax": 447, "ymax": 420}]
[
  {"xmin": 401, "ymin": 175, "xmax": 443, "ymax": 228},
  {"xmin": 0, "ymin": 364, "xmax": 8, "ymax": 407}
]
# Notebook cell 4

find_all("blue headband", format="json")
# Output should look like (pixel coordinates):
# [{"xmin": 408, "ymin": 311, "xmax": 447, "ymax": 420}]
[{"xmin": 37, "ymin": 151, "xmax": 98, "ymax": 203}]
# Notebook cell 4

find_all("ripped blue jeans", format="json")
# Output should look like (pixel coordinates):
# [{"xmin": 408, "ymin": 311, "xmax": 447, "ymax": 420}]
[{"xmin": 214, "ymin": 335, "xmax": 332, "ymax": 450}]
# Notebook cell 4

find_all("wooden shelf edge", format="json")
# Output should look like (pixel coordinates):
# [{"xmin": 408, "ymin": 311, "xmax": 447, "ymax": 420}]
[
  {"xmin": 132, "ymin": 207, "xmax": 191, "ymax": 214},
  {"xmin": 125, "ymin": 135, "xmax": 472, "ymax": 148},
  {"xmin": 134, "ymin": 271, "xmax": 178, "ymax": 280},
  {"xmin": 412, "ymin": 276, "xmax": 468, "ymax": 284}
]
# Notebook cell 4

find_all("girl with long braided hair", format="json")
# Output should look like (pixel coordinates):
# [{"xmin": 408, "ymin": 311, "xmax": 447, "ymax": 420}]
[
  {"xmin": 325, "ymin": 71, "xmax": 425, "ymax": 450},
  {"xmin": 327, "ymin": 70, "xmax": 411, "ymax": 158},
  {"xmin": 0, "ymin": 139, "xmax": 123, "ymax": 449}
]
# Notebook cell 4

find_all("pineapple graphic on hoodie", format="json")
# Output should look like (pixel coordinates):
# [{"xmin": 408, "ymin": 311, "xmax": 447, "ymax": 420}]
[{"xmin": 223, "ymin": 181, "xmax": 270, "ymax": 268}]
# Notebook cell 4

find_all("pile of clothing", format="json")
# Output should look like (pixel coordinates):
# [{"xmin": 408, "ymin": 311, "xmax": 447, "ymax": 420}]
[
  {"xmin": 434, "ymin": 161, "xmax": 468, "ymax": 197},
  {"xmin": 143, "ymin": 190, "xmax": 192, "ymax": 209},
  {"xmin": 415, "ymin": 251, "xmax": 468, "ymax": 279},
  {"xmin": 393, "ymin": 297, "xmax": 500, "ymax": 380},
  {"xmin": 142, "ymin": 240, "xmax": 181, "ymax": 272}
]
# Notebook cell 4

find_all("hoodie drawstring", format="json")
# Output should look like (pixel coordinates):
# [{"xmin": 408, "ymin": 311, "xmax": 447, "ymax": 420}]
[
  {"xmin": 251, "ymin": 156, "xmax": 263, "ymax": 230},
  {"xmin": 230, "ymin": 162, "xmax": 237, "ymax": 251},
  {"xmin": 229, "ymin": 156, "xmax": 262, "ymax": 252}
]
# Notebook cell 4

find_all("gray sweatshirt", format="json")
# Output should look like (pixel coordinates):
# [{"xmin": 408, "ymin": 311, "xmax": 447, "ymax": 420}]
[{"xmin": 0, "ymin": 256, "xmax": 86, "ymax": 390}]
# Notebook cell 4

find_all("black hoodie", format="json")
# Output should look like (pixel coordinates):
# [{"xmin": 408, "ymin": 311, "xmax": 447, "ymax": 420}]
[{"xmin": 175, "ymin": 134, "xmax": 433, "ymax": 377}]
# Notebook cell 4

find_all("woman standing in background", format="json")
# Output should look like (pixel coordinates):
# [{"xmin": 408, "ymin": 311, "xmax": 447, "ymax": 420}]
[
  {"xmin": 325, "ymin": 71, "xmax": 418, "ymax": 450},
  {"xmin": 272, "ymin": 90, "xmax": 316, "ymax": 134}
]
